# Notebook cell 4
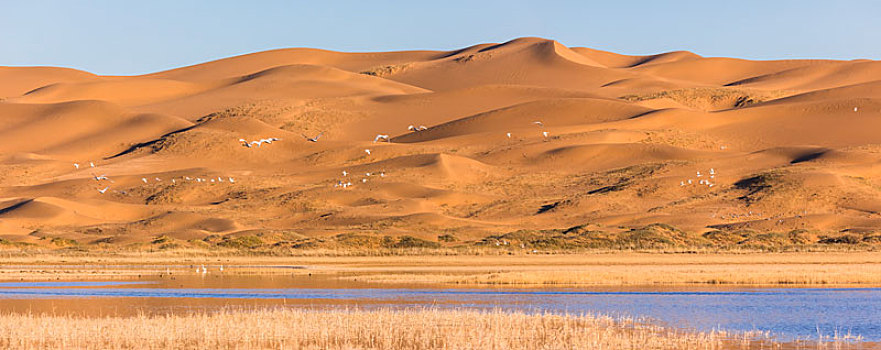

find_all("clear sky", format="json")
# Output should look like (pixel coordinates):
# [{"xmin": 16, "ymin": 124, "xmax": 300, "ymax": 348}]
[{"xmin": 1, "ymin": 0, "xmax": 878, "ymax": 75}]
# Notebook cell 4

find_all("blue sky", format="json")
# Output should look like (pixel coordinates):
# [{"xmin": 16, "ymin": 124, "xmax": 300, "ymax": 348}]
[{"xmin": 1, "ymin": 0, "xmax": 878, "ymax": 75}]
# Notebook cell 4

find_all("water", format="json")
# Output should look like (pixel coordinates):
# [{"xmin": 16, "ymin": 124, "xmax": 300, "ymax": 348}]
[{"xmin": 0, "ymin": 275, "xmax": 878, "ymax": 342}]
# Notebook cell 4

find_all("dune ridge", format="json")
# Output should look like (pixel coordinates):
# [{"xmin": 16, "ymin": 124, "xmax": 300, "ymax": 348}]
[{"xmin": 1, "ymin": 37, "xmax": 881, "ymax": 250}]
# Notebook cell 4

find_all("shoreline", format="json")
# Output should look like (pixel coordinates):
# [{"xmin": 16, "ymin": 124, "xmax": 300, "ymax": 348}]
[{"xmin": 2, "ymin": 251, "xmax": 880, "ymax": 286}]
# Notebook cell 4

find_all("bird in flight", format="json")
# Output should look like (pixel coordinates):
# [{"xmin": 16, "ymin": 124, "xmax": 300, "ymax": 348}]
[
  {"xmin": 542, "ymin": 131, "xmax": 549, "ymax": 138},
  {"xmin": 365, "ymin": 149, "xmax": 371, "ymax": 155},
  {"xmin": 97, "ymin": 187, "xmax": 110, "ymax": 194},
  {"xmin": 239, "ymin": 139, "xmax": 251, "ymax": 148},
  {"xmin": 506, "ymin": 133, "xmax": 512, "ymax": 138},
  {"xmin": 408, "ymin": 125, "xmax": 428, "ymax": 132},
  {"xmin": 373, "ymin": 134, "xmax": 390, "ymax": 143},
  {"xmin": 73, "ymin": 163, "xmax": 80, "ymax": 169},
  {"xmin": 533, "ymin": 121, "xmax": 544, "ymax": 127},
  {"xmin": 302, "ymin": 133, "xmax": 323, "ymax": 142},
  {"xmin": 259, "ymin": 138, "xmax": 279, "ymax": 145}
]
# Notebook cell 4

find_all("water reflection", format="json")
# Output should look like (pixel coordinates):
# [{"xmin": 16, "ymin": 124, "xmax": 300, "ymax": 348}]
[{"xmin": 0, "ymin": 274, "xmax": 877, "ymax": 342}]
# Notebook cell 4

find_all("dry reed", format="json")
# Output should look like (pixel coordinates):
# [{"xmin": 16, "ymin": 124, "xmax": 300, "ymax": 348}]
[{"xmin": 0, "ymin": 307, "xmax": 739, "ymax": 350}]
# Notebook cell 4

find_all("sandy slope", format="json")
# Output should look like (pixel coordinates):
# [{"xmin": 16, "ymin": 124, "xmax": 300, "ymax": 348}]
[{"xmin": 1, "ymin": 37, "xmax": 880, "ymax": 248}]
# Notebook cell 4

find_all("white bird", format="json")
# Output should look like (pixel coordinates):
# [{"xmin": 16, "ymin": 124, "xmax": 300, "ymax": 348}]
[
  {"xmin": 73, "ymin": 163, "xmax": 80, "ymax": 169},
  {"xmin": 379, "ymin": 172, "xmax": 385, "ymax": 177},
  {"xmin": 97, "ymin": 186, "xmax": 110, "ymax": 194},
  {"xmin": 696, "ymin": 171, "xmax": 702, "ymax": 177},
  {"xmin": 362, "ymin": 178, "xmax": 367, "ymax": 183},
  {"xmin": 89, "ymin": 162, "xmax": 95, "ymax": 168},
  {"xmin": 342, "ymin": 170, "xmax": 348, "ymax": 177},
  {"xmin": 302, "ymin": 132, "xmax": 323, "ymax": 142},
  {"xmin": 542, "ymin": 131, "xmax": 549, "ymax": 138},
  {"xmin": 687, "ymin": 179, "xmax": 693, "ymax": 184},
  {"xmin": 365, "ymin": 149, "xmax": 371, "ymax": 155},
  {"xmin": 93, "ymin": 174, "xmax": 109, "ymax": 181},
  {"xmin": 185, "ymin": 177, "xmax": 192, "ymax": 181},
  {"xmin": 155, "ymin": 177, "xmax": 161, "ymax": 182},
  {"xmin": 373, "ymin": 134, "xmax": 390, "ymax": 143},
  {"xmin": 250, "ymin": 140, "xmax": 261, "ymax": 147},
  {"xmin": 408, "ymin": 125, "xmax": 428, "ymax": 132},
  {"xmin": 217, "ymin": 176, "xmax": 223, "ymax": 182},
  {"xmin": 171, "ymin": 179, "xmax": 176, "ymax": 184},
  {"xmin": 210, "ymin": 179, "xmax": 215, "ymax": 183},
  {"xmin": 680, "ymin": 181, "xmax": 685, "ymax": 186},
  {"xmin": 228, "ymin": 177, "xmax": 234, "ymax": 183},
  {"xmin": 506, "ymin": 132, "xmax": 512, "ymax": 138},
  {"xmin": 854, "ymin": 107, "xmax": 859, "ymax": 112},
  {"xmin": 709, "ymin": 168, "xmax": 715, "ymax": 175},
  {"xmin": 708, "ymin": 183, "xmax": 715, "ymax": 187},
  {"xmin": 201, "ymin": 265, "xmax": 207, "ymax": 274},
  {"xmin": 141, "ymin": 178, "xmax": 148, "ymax": 183},
  {"xmin": 219, "ymin": 265, "xmax": 223, "ymax": 272},
  {"xmin": 239, "ymin": 139, "xmax": 251, "ymax": 148},
  {"xmin": 533, "ymin": 121, "xmax": 544, "ymax": 127},
  {"xmin": 699, "ymin": 179, "xmax": 705, "ymax": 185}
]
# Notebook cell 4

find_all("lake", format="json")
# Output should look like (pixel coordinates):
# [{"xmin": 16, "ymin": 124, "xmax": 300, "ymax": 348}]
[{"xmin": 0, "ymin": 270, "xmax": 877, "ymax": 343}]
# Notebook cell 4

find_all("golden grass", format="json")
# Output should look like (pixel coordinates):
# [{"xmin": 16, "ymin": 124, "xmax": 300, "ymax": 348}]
[
  {"xmin": 344, "ymin": 263, "xmax": 881, "ymax": 286},
  {"xmin": 0, "ymin": 307, "xmax": 763, "ymax": 350},
  {"xmin": 3, "ymin": 252, "xmax": 881, "ymax": 286},
  {"xmin": 619, "ymin": 87, "xmax": 789, "ymax": 110}
]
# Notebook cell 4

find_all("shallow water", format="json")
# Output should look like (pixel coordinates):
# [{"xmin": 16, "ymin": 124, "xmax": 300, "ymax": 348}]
[{"xmin": 0, "ymin": 273, "xmax": 878, "ymax": 342}]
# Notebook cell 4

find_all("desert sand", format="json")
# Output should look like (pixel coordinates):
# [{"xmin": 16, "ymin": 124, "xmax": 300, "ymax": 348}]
[{"xmin": 2, "ymin": 37, "xmax": 881, "ymax": 251}]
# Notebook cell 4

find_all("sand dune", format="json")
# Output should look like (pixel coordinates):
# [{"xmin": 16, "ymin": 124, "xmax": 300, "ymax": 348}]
[
  {"xmin": 0, "ymin": 66, "xmax": 99, "ymax": 99},
  {"xmin": 2, "ymin": 37, "xmax": 881, "ymax": 249}
]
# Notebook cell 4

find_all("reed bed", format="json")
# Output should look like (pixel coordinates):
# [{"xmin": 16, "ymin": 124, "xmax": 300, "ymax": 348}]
[
  {"xmin": 0, "ymin": 307, "xmax": 745, "ymax": 350},
  {"xmin": 342, "ymin": 263, "xmax": 881, "ymax": 286},
  {"xmin": 3, "ymin": 252, "xmax": 881, "ymax": 285}
]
